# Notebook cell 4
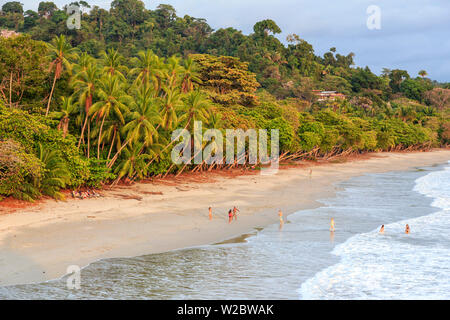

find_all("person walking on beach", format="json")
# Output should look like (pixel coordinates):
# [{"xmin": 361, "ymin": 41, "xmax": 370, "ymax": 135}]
[
  {"xmin": 228, "ymin": 209, "xmax": 233, "ymax": 224},
  {"xmin": 330, "ymin": 218, "xmax": 335, "ymax": 232},
  {"xmin": 405, "ymin": 224, "xmax": 410, "ymax": 234},
  {"xmin": 233, "ymin": 206, "xmax": 240, "ymax": 221},
  {"xmin": 379, "ymin": 225, "xmax": 385, "ymax": 234},
  {"xmin": 209, "ymin": 207, "xmax": 212, "ymax": 221},
  {"xmin": 278, "ymin": 209, "xmax": 284, "ymax": 231}
]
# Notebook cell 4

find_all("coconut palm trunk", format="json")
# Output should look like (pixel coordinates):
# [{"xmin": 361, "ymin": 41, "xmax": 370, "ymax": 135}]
[
  {"xmin": 46, "ymin": 72, "xmax": 58, "ymax": 116},
  {"xmin": 107, "ymin": 127, "xmax": 117, "ymax": 161},
  {"xmin": 107, "ymin": 138, "xmax": 131, "ymax": 168},
  {"xmin": 78, "ymin": 94, "xmax": 93, "ymax": 149},
  {"xmin": 97, "ymin": 115, "xmax": 106, "ymax": 159},
  {"xmin": 78, "ymin": 113, "xmax": 89, "ymax": 148},
  {"xmin": 87, "ymin": 120, "xmax": 91, "ymax": 158}
]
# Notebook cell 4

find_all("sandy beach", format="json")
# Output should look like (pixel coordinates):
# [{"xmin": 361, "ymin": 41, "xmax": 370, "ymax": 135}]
[{"xmin": 1, "ymin": 150, "xmax": 449, "ymax": 287}]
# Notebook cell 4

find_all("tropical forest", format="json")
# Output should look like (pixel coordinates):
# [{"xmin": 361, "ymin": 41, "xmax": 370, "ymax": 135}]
[{"xmin": 0, "ymin": 0, "xmax": 449, "ymax": 201}]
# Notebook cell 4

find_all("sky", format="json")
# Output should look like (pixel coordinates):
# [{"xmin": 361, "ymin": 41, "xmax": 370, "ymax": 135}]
[{"xmin": 13, "ymin": 0, "xmax": 450, "ymax": 82}]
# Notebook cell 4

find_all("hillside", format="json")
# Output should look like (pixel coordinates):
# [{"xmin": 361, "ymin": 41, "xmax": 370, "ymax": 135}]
[{"xmin": 0, "ymin": 0, "xmax": 449, "ymax": 201}]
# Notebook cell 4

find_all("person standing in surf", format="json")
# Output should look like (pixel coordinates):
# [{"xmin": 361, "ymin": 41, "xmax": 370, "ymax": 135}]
[
  {"xmin": 405, "ymin": 224, "xmax": 410, "ymax": 234},
  {"xmin": 232, "ymin": 206, "xmax": 240, "ymax": 221},
  {"xmin": 278, "ymin": 210, "xmax": 284, "ymax": 231},
  {"xmin": 330, "ymin": 218, "xmax": 335, "ymax": 232},
  {"xmin": 208, "ymin": 207, "xmax": 212, "ymax": 221},
  {"xmin": 228, "ymin": 210, "xmax": 233, "ymax": 224}
]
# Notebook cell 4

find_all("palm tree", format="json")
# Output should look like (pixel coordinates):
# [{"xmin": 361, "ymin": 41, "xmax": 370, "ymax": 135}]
[
  {"xmin": 396, "ymin": 106, "xmax": 416, "ymax": 122},
  {"xmin": 50, "ymin": 96, "xmax": 78, "ymax": 138},
  {"xmin": 138, "ymin": 90, "xmax": 207, "ymax": 173},
  {"xmin": 203, "ymin": 110, "xmax": 224, "ymax": 165},
  {"xmin": 89, "ymin": 74, "xmax": 131, "ymax": 159},
  {"xmin": 72, "ymin": 62, "xmax": 100, "ymax": 150},
  {"xmin": 129, "ymin": 50, "xmax": 164, "ymax": 91},
  {"xmin": 381, "ymin": 68, "xmax": 391, "ymax": 78},
  {"xmin": 160, "ymin": 86, "xmax": 183, "ymax": 130},
  {"xmin": 73, "ymin": 52, "xmax": 94, "ymax": 75},
  {"xmin": 181, "ymin": 57, "xmax": 201, "ymax": 93},
  {"xmin": 418, "ymin": 70, "xmax": 428, "ymax": 78},
  {"xmin": 206, "ymin": 109, "xmax": 224, "ymax": 129},
  {"xmin": 101, "ymin": 48, "xmax": 127, "ymax": 80},
  {"xmin": 421, "ymin": 106, "xmax": 436, "ymax": 117},
  {"xmin": 72, "ymin": 63, "xmax": 100, "ymax": 153},
  {"xmin": 123, "ymin": 85, "xmax": 161, "ymax": 148},
  {"xmin": 114, "ymin": 142, "xmax": 152, "ymax": 182},
  {"xmin": 165, "ymin": 55, "xmax": 183, "ymax": 90},
  {"xmin": 179, "ymin": 90, "xmax": 211, "ymax": 130},
  {"xmin": 46, "ymin": 35, "xmax": 78, "ymax": 116},
  {"xmin": 36, "ymin": 143, "xmax": 71, "ymax": 200},
  {"xmin": 101, "ymin": 118, "xmax": 123, "ymax": 162}
]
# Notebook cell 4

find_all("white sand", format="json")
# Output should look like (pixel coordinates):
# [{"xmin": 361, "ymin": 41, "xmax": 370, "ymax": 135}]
[{"xmin": 0, "ymin": 150, "xmax": 449, "ymax": 286}]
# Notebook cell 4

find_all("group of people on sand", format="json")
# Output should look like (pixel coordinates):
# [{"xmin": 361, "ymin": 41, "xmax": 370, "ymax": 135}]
[
  {"xmin": 71, "ymin": 189, "xmax": 101, "ymax": 199},
  {"xmin": 208, "ymin": 206, "xmax": 240, "ymax": 223},
  {"xmin": 379, "ymin": 224, "xmax": 411, "ymax": 234},
  {"xmin": 228, "ymin": 207, "xmax": 239, "ymax": 223}
]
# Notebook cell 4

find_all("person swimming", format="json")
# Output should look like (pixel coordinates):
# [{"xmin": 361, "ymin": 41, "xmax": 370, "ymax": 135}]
[
  {"xmin": 379, "ymin": 225, "xmax": 385, "ymax": 233},
  {"xmin": 228, "ymin": 209, "xmax": 233, "ymax": 224},
  {"xmin": 209, "ymin": 207, "xmax": 212, "ymax": 221},
  {"xmin": 330, "ymin": 218, "xmax": 335, "ymax": 232},
  {"xmin": 405, "ymin": 224, "xmax": 410, "ymax": 234}
]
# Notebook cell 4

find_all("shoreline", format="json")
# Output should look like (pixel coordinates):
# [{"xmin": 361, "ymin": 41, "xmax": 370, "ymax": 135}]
[{"xmin": 1, "ymin": 150, "xmax": 449, "ymax": 287}]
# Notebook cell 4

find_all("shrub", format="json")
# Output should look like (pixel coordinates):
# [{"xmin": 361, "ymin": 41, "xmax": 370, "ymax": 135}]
[
  {"xmin": 0, "ymin": 104, "xmax": 89, "ymax": 187},
  {"xmin": 265, "ymin": 117, "xmax": 294, "ymax": 152},
  {"xmin": 86, "ymin": 159, "xmax": 116, "ymax": 188},
  {"xmin": 36, "ymin": 143, "xmax": 71, "ymax": 200},
  {"xmin": 0, "ymin": 139, "xmax": 42, "ymax": 201},
  {"xmin": 299, "ymin": 131, "xmax": 321, "ymax": 151}
]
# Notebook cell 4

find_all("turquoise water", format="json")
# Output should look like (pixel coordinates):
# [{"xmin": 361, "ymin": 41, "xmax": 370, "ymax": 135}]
[{"xmin": 0, "ymin": 162, "xmax": 448, "ymax": 299}]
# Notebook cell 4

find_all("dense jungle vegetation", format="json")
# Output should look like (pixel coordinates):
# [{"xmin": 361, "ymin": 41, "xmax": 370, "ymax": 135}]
[{"xmin": 0, "ymin": 0, "xmax": 449, "ymax": 201}]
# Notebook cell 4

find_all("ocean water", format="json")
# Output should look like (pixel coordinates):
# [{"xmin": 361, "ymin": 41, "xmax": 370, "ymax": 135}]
[
  {"xmin": 299, "ymin": 161, "xmax": 450, "ymax": 299},
  {"xmin": 0, "ymin": 161, "xmax": 448, "ymax": 299}
]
